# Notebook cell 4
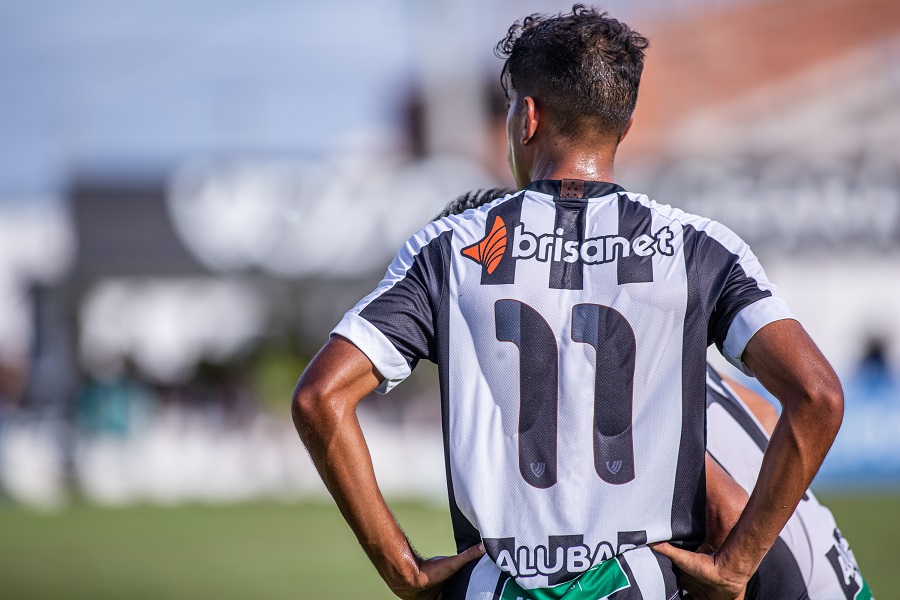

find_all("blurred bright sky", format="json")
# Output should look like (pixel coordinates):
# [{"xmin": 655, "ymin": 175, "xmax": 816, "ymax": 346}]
[{"xmin": 0, "ymin": 0, "xmax": 757, "ymax": 201}]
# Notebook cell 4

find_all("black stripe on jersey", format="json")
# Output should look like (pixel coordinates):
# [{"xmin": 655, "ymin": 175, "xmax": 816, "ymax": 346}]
[
  {"xmin": 672, "ymin": 221, "xmax": 782, "ymax": 546},
  {"xmin": 434, "ymin": 231, "xmax": 482, "ymax": 554},
  {"xmin": 617, "ymin": 530, "xmax": 647, "ymax": 553},
  {"xmin": 442, "ymin": 558, "xmax": 479, "ymax": 600},
  {"xmin": 681, "ymin": 225, "xmax": 773, "ymax": 349},
  {"xmin": 359, "ymin": 230, "xmax": 452, "ymax": 366},
  {"xmin": 671, "ymin": 226, "xmax": 708, "ymax": 549},
  {"xmin": 548, "ymin": 534, "xmax": 586, "ymax": 586},
  {"xmin": 549, "ymin": 198, "xmax": 587, "ymax": 290},
  {"xmin": 493, "ymin": 572, "xmax": 511, "ymax": 599},
  {"xmin": 745, "ymin": 537, "xmax": 810, "ymax": 600},
  {"xmin": 481, "ymin": 194, "xmax": 525, "ymax": 285},
  {"xmin": 705, "ymin": 365, "xmax": 768, "ymax": 452},
  {"xmin": 826, "ymin": 534, "xmax": 862, "ymax": 600},
  {"xmin": 524, "ymin": 179, "xmax": 624, "ymax": 199},
  {"xmin": 616, "ymin": 195, "xmax": 654, "ymax": 285},
  {"xmin": 652, "ymin": 551, "xmax": 681, "ymax": 599}
]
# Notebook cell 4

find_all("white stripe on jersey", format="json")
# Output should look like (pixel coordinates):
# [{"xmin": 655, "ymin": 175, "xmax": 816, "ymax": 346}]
[
  {"xmin": 333, "ymin": 313, "xmax": 411, "ymax": 393},
  {"xmin": 465, "ymin": 555, "xmax": 502, "ymax": 599},
  {"xmin": 622, "ymin": 546, "xmax": 668, "ymax": 598},
  {"xmin": 721, "ymin": 298, "xmax": 795, "ymax": 374}
]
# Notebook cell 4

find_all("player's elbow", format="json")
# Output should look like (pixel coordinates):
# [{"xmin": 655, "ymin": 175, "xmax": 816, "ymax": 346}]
[
  {"xmin": 800, "ymin": 374, "xmax": 844, "ymax": 436},
  {"xmin": 291, "ymin": 380, "xmax": 339, "ymax": 442},
  {"xmin": 291, "ymin": 382, "xmax": 313, "ymax": 424}
]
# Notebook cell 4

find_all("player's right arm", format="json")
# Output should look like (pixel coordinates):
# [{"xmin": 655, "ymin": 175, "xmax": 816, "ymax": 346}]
[
  {"xmin": 657, "ymin": 320, "xmax": 844, "ymax": 598},
  {"xmin": 292, "ymin": 335, "xmax": 484, "ymax": 599}
]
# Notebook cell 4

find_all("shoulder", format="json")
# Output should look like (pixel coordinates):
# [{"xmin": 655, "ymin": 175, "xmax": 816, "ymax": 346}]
[{"xmin": 622, "ymin": 192, "xmax": 750, "ymax": 257}]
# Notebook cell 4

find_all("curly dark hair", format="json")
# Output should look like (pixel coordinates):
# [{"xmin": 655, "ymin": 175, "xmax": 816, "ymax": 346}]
[
  {"xmin": 432, "ymin": 188, "xmax": 517, "ymax": 221},
  {"xmin": 495, "ymin": 4, "xmax": 649, "ymax": 139}
]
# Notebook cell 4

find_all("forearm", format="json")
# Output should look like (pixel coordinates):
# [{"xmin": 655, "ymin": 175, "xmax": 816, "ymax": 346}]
[
  {"xmin": 290, "ymin": 336, "xmax": 424, "ymax": 594},
  {"xmin": 290, "ymin": 337, "xmax": 484, "ymax": 599},
  {"xmin": 703, "ymin": 454, "xmax": 748, "ymax": 553},
  {"xmin": 293, "ymin": 392, "xmax": 423, "ymax": 592},
  {"xmin": 717, "ymin": 397, "xmax": 839, "ymax": 577}
]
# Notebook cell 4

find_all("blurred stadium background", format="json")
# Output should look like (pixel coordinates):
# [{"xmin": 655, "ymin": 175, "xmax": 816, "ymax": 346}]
[{"xmin": 1, "ymin": 0, "xmax": 899, "ymax": 597}]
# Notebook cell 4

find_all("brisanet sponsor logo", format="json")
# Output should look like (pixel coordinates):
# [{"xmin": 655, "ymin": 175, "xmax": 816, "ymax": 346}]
[{"xmin": 511, "ymin": 223, "xmax": 675, "ymax": 265}]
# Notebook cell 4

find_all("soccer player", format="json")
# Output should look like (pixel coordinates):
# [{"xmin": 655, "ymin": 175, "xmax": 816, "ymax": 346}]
[
  {"xmin": 291, "ymin": 7, "xmax": 844, "ymax": 599},
  {"xmin": 437, "ymin": 189, "xmax": 873, "ymax": 599}
]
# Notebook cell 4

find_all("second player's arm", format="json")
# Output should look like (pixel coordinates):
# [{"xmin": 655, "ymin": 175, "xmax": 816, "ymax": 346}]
[
  {"xmin": 291, "ymin": 335, "xmax": 484, "ymax": 599},
  {"xmin": 657, "ymin": 319, "xmax": 844, "ymax": 597},
  {"xmin": 721, "ymin": 376, "xmax": 778, "ymax": 434}
]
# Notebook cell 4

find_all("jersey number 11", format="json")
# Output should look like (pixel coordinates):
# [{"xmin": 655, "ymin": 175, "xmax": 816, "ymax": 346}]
[{"xmin": 495, "ymin": 299, "xmax": 636, "ymax": 489}]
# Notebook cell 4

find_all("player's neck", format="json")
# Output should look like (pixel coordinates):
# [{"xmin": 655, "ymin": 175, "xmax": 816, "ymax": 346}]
[{"xmin": 528, "ymin": 144, "xmax": 617, "ymax": 185}]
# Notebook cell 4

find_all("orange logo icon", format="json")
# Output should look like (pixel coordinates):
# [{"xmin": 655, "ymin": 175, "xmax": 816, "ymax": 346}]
[{"xmin": 461, "ymin": 216, "xmax": 507, "ymax": 274}]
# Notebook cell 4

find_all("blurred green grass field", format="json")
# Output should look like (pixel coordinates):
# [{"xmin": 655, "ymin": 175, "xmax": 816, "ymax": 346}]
[{"xmin": 0, "ymin": 494, "xmax": 896, "ymax": 599}]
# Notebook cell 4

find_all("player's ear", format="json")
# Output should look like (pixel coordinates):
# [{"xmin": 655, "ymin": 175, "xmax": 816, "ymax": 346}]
[
  {"xmin": 618, "ymin": 117, "xmax": 634, "ymax": 144},
  {"xmin": 522, "ymin": 96, "xmax": 539, "ymax": 145}
]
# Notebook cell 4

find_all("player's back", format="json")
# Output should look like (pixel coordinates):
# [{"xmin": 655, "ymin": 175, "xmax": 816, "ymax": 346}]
[
  {"xmin": 436, "ymin": 179, "xmax": 785, "ymax": 591},
  {"xmin": 334, "ymin": 178, "xmax": 793, "ymax": 596}
]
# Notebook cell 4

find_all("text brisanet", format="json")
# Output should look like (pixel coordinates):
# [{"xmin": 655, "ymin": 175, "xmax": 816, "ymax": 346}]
[{"xmin": 511, "ymin": 223, "xmax": 675, "ymax": 265}]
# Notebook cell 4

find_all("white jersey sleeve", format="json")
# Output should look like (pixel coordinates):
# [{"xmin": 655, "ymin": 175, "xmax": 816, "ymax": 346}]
[{"xmin": 331, "ymin": 219, "xmax": 453, "ymax": 393}]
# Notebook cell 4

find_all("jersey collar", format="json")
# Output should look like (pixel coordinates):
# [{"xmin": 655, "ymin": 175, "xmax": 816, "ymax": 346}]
[{"xmin": 524, "ymin": 179, "xmax": 624, "ymax": 199}]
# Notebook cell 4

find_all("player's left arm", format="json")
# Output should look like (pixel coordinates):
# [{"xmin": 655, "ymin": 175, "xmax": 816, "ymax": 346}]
[
  {"xmin": 658, "ymin": 320, "xmax": 844, "ymax": 598},
  {"xmin": 292, "ymin": 335, "xmax": 484, "ymax": 599},
  {"xmin": 721, "ymin": 322, "xmax": 843, "ymax": 568},
  {"xmin": 655, "ymin": 226, "xmax": 843, "ymax": 598}
]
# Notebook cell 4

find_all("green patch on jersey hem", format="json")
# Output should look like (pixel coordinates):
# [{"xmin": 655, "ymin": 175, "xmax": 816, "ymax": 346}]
[
  {"xmin": 499, "ymin": 557, "xmax": 630, "ymax": 600},
  {"xmin": 856, "ymin": 577, "xmax": 873, "ymax": 600}
]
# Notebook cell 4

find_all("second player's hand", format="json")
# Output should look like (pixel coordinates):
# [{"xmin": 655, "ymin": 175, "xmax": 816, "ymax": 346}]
[
  {"xmin": 651, "ymin": 543, "xmax": 748, "ymax": 600},
  {"xmin": 389, "ymin": 543, "xmax": 486, "ymax": 600}
]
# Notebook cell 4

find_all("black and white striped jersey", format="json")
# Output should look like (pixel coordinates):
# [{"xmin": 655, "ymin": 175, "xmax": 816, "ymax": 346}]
[
  {"xmin": 705, "ymin": 366, "xmax": 873, "ymax": 600},
  {"xmin": 333, "ymin": 179, "xmax": 794, "ymax": 593}
]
